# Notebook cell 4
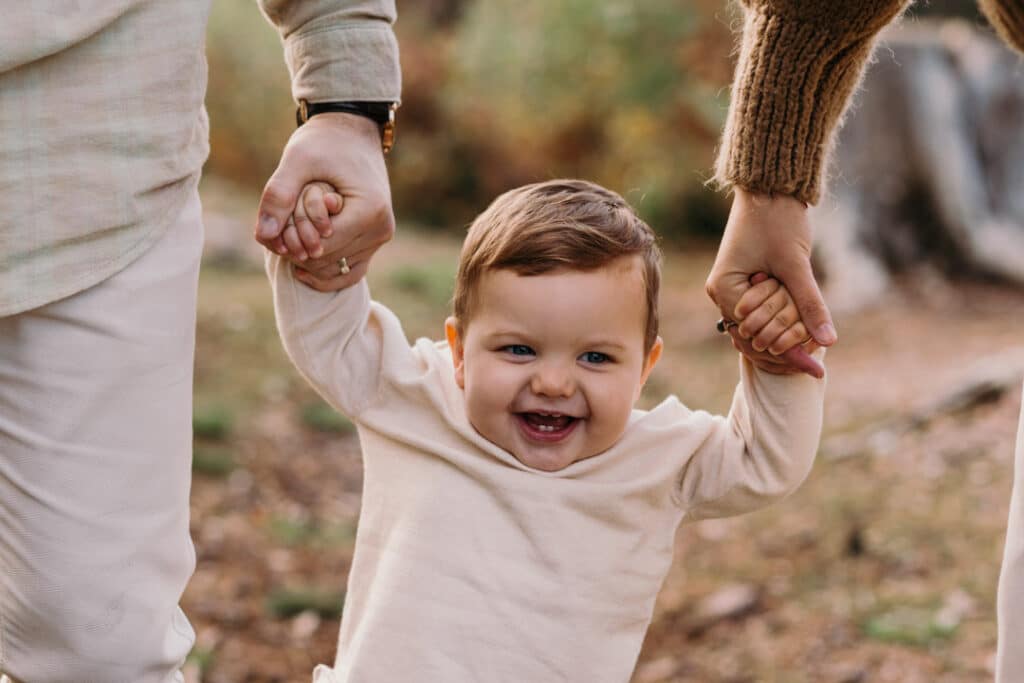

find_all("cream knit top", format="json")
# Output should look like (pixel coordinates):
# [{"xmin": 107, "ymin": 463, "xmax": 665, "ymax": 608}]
[{"xmin": 267, "ymin": 256, "xmax": 826, "ymax": 682}]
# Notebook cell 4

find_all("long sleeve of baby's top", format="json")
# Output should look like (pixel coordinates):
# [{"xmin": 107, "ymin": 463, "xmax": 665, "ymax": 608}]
[
  {"xmin": 672, "ymin": 355, "xmax": 826, "ymax": 522},
  {"xmin": 266, "ymin": 254, "xmax": 401, "ymax": 419},
  {"xmin": 258, "ymin": 0, "xmax": 401, "ymax": 105},
  {"xmin": 714, "ymin": 0, "xmax": 911, "ymax": 205}
]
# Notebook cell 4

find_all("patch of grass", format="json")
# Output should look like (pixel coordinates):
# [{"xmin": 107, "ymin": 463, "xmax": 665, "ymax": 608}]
[
  {"xmin": 862, "ymin": 605, "xmax": 958, "ymax": 647},
  {"xmin": 193, "ymin": 405, "xmax": 234, "ymax": 440},
  {"xmin": 300, "ymin": 401, "xmax": 355, "ymax": 434},
  {"xmin": 192, "ymin": 447, "xmax": 237, "ymax": 477},
  {"xmin": 266, "ymin": 586, "xmax": 345, "ymax": 619},
  {"xmin": 389, "ymin": 262, "xmax": 456, "ymax": 308},
  {"xmin": 267, "ymin": 515, "xmax": 356, "ymax": 548}
]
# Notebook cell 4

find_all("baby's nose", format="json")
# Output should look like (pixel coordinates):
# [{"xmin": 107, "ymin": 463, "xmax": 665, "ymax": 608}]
[{"xmin": 530, "ymin": 362, "xmax": 575, "ymax": 398}]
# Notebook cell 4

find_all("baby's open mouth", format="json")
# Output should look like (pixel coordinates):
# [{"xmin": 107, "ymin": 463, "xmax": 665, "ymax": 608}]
[{"xmin": 515, "ymin": 412, "xmax": 579, "ymax": 441}]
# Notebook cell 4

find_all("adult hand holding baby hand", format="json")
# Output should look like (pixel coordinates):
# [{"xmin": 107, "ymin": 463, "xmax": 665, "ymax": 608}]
[
  {"xmin": 706, "ymin": 188, "xmax": 834, "ymax": 378},
  {"xmin": 255, "ymin": 112, "xmax": 395, "ymax": 290}
]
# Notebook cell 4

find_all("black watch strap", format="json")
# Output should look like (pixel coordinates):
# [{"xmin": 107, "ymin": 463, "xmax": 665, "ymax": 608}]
[{"xmin": 296, "ymin": 100, "xmax": 397, "ymax": 153}]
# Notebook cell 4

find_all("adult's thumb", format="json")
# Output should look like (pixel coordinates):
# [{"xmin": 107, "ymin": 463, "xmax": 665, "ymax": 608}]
[
  {"xmin": 256, "ymin": 171, "xmax": 303, "ymax": 240},
  {"xmin": 777, "ymin": 259, "xmax": 837, "ymax": 346}
]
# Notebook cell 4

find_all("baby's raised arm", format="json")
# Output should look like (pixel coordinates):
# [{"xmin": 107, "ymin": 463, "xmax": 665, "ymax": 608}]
[
  {"xmin": 664, "ymin": 271, "xmax": 827, "ymax": 519},
  {"xmin": 674, "ymin": 352, "xmax": 825, "ymax": 521},
  {"xmin": 264, "ymin": 178, "xmax": 404, "ymax": 421}
]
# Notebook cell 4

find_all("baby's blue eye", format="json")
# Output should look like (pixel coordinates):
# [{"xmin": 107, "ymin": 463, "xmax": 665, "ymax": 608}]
[
  {"xmin": 580, "ymin": 351, "xmax": 610, "ymax": 364},
  {"xmin": 503, "ymin": 344, "xmax": 535, "ymax": 356}
]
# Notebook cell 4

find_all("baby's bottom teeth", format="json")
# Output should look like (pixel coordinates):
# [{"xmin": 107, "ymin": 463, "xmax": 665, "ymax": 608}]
[{"xmin": 538, "ymin": 424, "xmax": 555, "ymax": 432}]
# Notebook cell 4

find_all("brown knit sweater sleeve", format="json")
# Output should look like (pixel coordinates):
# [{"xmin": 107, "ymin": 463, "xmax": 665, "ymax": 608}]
[
  {"xmin": 714, "ymin": 0, "xmax": 910, "ymax": 205},
  {"xmin": 979, "ymin": 0, "xmax": 1024, "ymax": 53}
]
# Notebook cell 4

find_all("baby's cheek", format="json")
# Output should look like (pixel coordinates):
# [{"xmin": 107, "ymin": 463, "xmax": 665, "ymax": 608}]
[{"xmin": 592, "ymin": 391, "xmax": 634, "ymax": 443}]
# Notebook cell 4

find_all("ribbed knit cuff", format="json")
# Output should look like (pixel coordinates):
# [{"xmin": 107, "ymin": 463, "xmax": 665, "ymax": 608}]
[
  {"xmin": 980, "ymin": 0, "xmax": 1024, "ymax": 54},
  {"xmin": 714, "ymin": 8, "xmax": 900, "ymax": 205}
]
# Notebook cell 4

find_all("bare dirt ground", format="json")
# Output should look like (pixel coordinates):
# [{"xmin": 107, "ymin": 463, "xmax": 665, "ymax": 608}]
[{"xmin": 184, "ymin": 184, "xmax": 1024, "ymax": 682}]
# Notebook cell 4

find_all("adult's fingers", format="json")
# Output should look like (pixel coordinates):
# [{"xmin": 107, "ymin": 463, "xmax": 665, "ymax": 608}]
[
  {"xmin": 728, "ymin": 328, "xmax": 824, "ymax": 378},
  {"xmin": 780, "ymin": 345, "xmax": 824, "ymax": 378},
  {"xmin": 293, "ymin": 245, "xmax": 378, "ymax": 281},
  {"xmin": 266, "ymin": 234, "xmax": 288, "ymax": 256},
  {"xmin": 774, "ymin": 257, "xmax": 837, "ymax": 346},
  {"xmin": 294, "ymin": 202, "xmax": 395, "ymax": 275},
  {"xmin": 293, "ymin": 258, "xmax": 370, "ymax": 293},
  {"xmin": 728, "ymin": 329, "xmax": 797, "ymax": 372},
  {"xmin": 768, "ymin": 321, "xmax": 810, "ymax": 357}
]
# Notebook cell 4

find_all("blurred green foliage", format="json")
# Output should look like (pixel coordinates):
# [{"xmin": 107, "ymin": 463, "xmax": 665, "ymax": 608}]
[
  {"xmin": 186, "ymin": 647, "xmax": 216, "ymax": 675},
  {"xmin": 193, "ymin": 405, "xmax": 235, "ymax": 440},
  {"xmin": 267, "ymin": 515, "xmax": 356, "ymax": 548},
  {"xmin": 389, "ymin": 262, "xmax": 457, "ymax": 308},
  {"xmin": 266, "ymin": 586, "xmax": 345, "ymax": 619},
  {"xmin": 205, "ymin": 2, "xmax": 294, "ymax": 187},
  {"xmin": 299, "ymin": 401, "xmax": 356, "ymax": 435},
  {"xmin": 192, "ymin": 446, "xmax": 237, "ymax": 477},
  {"xmin": 205, "ymin": 1, "xmax": 736, "ymax": 240},
  {"xmin": 862, "ymin": 605, "xmax": 959, "ymax": 647}
]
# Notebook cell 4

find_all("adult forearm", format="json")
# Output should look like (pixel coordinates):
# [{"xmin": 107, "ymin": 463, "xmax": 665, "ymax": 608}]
[{"xmin": 714, "ymin": 0, "xmax": 910, "ymax": 205}]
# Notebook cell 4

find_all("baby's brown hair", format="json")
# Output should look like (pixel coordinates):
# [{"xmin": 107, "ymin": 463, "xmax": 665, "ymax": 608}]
[{"xmin": 453, "ymin": 179, "xmax": 661, "ymax": 352}]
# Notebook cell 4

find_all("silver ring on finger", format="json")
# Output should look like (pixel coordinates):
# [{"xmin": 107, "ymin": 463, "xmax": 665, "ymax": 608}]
[
  {"xmin": 716, "ymin": 318, "xmax": 738, "ymax": 334},
  {"xmin": 337, "ymin": 257, "xmax": 351, "ymax": 275}
]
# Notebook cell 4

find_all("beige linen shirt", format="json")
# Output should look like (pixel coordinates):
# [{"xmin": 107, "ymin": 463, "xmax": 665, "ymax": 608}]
[
  {"xmin": 0, "ymin": 1, "xmax": 400, "ymax": 316},
  {"xmin": 266, "ymin": 256, "xmax": 826, "ymax": 682}
]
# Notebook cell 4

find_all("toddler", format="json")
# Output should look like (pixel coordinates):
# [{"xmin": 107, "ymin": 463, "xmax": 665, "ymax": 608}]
[{"xmin": 265, "ymin": 179, "xmax": 825, "ymax": 682}]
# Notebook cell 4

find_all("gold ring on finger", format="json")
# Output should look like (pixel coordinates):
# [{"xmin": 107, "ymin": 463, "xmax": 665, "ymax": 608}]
[{"xmin": 338, "ymin": 257, "xmax": 351, "ymax": 275}]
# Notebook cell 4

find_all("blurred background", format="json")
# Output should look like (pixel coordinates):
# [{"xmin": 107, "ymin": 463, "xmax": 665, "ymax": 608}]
[{"xmin": 187, "ymin": 1, "xmax": 1024, "ymax": 681}]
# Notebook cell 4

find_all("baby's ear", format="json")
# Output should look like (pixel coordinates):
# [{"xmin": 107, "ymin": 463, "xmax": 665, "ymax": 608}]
[
  {"xmin": 637, "ymin": 336, "xmax": 663, "ymax": 395},
  {"xmin": 444, "ymin": 317, "xmax": 466, "ymax": 389}
]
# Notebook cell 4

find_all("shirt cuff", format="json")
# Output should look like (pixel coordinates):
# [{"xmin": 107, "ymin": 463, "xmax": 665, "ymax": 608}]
[{"xmin": 284, "ymin": 22, "xmax": 401, "ymax": 104}]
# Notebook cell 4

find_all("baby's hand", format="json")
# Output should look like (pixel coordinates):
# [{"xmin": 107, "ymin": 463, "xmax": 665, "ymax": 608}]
[
  {"xmin": 733, "ymin": 273, "xmax": 815, "ymax": 357},
  {"xmin": 278, "ymin": 182, "xmax": 343, "ymax": 261}
]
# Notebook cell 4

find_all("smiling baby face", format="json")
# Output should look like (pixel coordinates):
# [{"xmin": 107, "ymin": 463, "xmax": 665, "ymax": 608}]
[
  {"xmin": 445, "ymin": 179, "xmax": 663, "ymax": 471},
  {"xmin": 446, "ymin": 257, "xmax": 661, "ymax": 471}
]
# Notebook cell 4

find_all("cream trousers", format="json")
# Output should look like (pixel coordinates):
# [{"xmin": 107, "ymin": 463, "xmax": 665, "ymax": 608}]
[
  {"xmin": 998, "ymin": 385, "xmax": 1024, "ymax": 682},
  {"xmin": 0, "ymin": 193, "xmax": 201, "ymax": 682}
]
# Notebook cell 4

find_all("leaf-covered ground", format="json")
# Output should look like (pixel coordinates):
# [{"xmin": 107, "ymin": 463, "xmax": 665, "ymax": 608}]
[{"xmin": 184, "ymin": 182, "xmax": 1023, "ymax": 682}]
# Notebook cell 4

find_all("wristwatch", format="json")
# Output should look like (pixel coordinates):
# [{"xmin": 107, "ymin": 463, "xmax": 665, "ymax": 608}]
[{"xmin": 296, "ymin": 100, "xmax": 398, "ymax": 154}]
